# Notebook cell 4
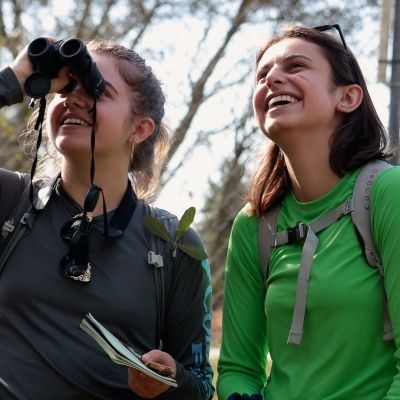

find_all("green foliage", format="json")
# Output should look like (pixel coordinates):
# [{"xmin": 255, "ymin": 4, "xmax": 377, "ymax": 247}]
[{"xmin": 144, "ymin": 207, "xmax": 208, "ymax": 261}]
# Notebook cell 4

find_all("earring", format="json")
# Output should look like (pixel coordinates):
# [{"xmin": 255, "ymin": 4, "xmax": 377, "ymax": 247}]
[
  {"xmin": 129, "ymin": 141, "xmax": 135, "ymax": 168},
  {"xmin": 134, "ymin": 137, "xmax": 139, "ymax": 143}
]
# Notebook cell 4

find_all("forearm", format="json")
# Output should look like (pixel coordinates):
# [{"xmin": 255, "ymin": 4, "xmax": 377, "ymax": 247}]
[{"xmin": 217, "ymin": 272, "xmax": 267, "ymax": 399}]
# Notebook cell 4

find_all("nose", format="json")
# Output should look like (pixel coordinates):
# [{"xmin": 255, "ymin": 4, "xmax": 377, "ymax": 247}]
[
  {"xmin": 62, "ymin": 81, "xmax": 92, "ymax": 109},
  {"xmin": 265, "ymin": 64, "xmax": 285, "ymax": 88}
]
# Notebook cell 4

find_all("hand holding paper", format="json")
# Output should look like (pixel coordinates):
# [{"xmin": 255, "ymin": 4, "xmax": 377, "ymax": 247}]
[
  {"xmin": 128, "ymin": 349, "xmax": 177, "ymax": 397},
  {"xmin": 80, "ymin": 313, "xmax": 178, "ymax": 388}
]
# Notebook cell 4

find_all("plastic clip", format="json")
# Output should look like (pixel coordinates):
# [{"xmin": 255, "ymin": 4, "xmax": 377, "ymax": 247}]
[
  {"xmin": 148, "ymin": 251, "xmax": 164, "ymax": 268},
  {"xmin": 1, "ymin": 219, "xmax": 15, "ymax": 238}
]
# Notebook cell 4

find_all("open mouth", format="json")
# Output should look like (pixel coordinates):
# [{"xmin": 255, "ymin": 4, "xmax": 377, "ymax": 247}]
[
  {"xmin": 62, "ymin": 118, "xmax": 90, "ymax": 127},
  {"xmin": 267, "ymin": 95, "xmax": 299, "ymax": 110}
]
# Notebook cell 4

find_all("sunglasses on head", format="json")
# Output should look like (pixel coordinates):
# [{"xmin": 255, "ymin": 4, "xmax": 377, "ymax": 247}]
[
  {"xmin": 313, "ymin": 24, "xmax": 358, "ymax": 81},
  {"xmin": 313, "ymin": 24, "xmax": 348, "ymax": 49}
]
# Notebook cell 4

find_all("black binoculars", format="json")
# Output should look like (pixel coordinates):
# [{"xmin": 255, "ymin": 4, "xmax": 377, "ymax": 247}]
[{"xmin": 25, "ymin": 37, "xmax": 105, "ymax": 99}]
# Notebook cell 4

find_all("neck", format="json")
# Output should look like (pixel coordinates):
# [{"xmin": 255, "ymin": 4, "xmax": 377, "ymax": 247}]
[
  {"xmin": 282, "ymin": 138, "xmax": 340, "ymax": 202},
  {"xmin": 60, "ymin": 159, "xmax": 130, "ymax": 216}
]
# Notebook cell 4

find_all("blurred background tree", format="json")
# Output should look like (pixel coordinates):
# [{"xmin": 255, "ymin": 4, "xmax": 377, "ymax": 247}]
[{"xmin": 0, "ymin": 0, "xmax": 384, "ymax": 309}]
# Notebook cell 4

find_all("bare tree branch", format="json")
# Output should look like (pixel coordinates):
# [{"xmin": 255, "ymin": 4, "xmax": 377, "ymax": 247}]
[
  {"xmin": 87, "ymin": 0, "xmax": 117, "ymax": 39},
  {"xmin": 130, "ymin": 0, "xmax": 165, "ymax": 47},
  {"xmin": 163, "ymin": 0, "xmax": 256, "ymax": 170},
  {"xmin": 75, "ymin": 0, "xmax": 93, "ymax": 38}
]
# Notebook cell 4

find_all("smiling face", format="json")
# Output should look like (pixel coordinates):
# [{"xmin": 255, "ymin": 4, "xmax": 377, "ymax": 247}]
[
  {"xmin": 47, "ymin": 53, "xmax": 135, "ymax": 165},
  {"xmin": 252, "ymin": 38, "xmax": 345, "ymax": 146}
]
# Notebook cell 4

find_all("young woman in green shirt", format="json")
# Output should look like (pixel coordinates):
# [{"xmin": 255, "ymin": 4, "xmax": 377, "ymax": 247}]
[{"xmin": 217, "ymin": 25, "xmax": 400, "ymax": 400}]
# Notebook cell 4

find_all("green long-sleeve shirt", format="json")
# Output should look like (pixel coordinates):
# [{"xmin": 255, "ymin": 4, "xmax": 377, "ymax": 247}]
[{"xmin": 217, "ymin": 165, "xmax": 400, "ymax": 400}]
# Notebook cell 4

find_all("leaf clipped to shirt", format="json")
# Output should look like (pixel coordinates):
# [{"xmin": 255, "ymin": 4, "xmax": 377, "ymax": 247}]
[
  {"xmin": 143, "ymin": 207, "xmax": 208, "ymax": 261},
  {"xmin": 176, "ymin": 206, "xmax": 195, "ymax": 241},
  {"xmin": 176, "ymin": 243, "xmax": 208, "ymax": 261},
  {"xmin": 143, "ymin": 215, "xmax": 174, "ymax": 244}
]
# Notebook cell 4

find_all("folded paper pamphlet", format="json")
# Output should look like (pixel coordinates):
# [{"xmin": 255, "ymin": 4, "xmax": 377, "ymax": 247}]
[{"xmin": 80, "ymin": 313, "xmax": 178, "ymax": 387}]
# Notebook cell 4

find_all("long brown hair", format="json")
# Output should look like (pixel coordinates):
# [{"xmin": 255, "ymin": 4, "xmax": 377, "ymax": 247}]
[
  {"xmin": 86, "ymin": 39, "xmax": 172, "ymax": 201},
  {"xmin": 247, "ymin": 25, "xmax": 390, "ymax": 216}
]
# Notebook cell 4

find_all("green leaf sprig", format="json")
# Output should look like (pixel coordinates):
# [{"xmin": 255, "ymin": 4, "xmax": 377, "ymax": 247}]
[{"xmin": 144, "ymin": 207, "xmax": 208, "ymax": 261}]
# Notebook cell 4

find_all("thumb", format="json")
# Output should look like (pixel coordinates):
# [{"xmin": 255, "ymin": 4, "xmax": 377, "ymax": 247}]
[{"xmin": 50, "ymin": 66, "xmax": 70, "ymax": 94}]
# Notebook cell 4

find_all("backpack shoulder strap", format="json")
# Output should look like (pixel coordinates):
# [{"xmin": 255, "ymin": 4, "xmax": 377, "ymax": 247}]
[
  {"xmin": 351, "ymin": 159, "xmax": 391, "ymax": 269},
  {"xmin": 258, "ymin": 205, "xmax": 281, "ymax": 288},
  {"xmin": 0, "ymin": 170, "xmax": 29, "ymax": 230},
  {"xmin": 145, "ymin": 204, "xmax": 179, "ymax": 350},
  {"xmin": 351, "ymin": 159, "xmax": 393, "ymax": 341},
  {"xmin": 0, "ymin": 176, "xmax": 34, "ymax": 275},
  {"xmin": 0, "ymin": 175, "xmax": 56, "ymax": 275}
]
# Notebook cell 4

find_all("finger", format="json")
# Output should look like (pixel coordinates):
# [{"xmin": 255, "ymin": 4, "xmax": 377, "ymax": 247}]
[
  {"xmin": 143, "ymin": 360, "xmax": 174, "ymax": 376},
  {"xmin": 141, "ymin": 350, "xmax": 176, "ymax": 377}
]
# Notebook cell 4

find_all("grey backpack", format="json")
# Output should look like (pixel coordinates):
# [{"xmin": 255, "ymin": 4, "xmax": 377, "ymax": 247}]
[{"xmin": 258, "ymin": 159, "xmax": 393, "ymax": 345}]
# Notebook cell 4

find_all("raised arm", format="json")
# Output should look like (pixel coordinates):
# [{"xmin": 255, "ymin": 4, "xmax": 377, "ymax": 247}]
[{"xmin": 0, "ymin": 37, "xmax": 69, "ymax": 109}]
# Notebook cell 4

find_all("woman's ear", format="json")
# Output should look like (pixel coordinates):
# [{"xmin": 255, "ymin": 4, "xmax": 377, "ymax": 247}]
[
  {"xmin": 336, "ymin": 84, "xmax": 363, "ymax": 113},
  {"xmin": 130, "ymin": 116, "xmax": 156, "ymax": 145}
]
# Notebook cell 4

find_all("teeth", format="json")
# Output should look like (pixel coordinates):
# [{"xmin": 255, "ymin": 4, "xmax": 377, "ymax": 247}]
[
  {"xmin": 268, "ymin": 95, "xmax": 298, "ymax": 109},
  {"xmin": 63, "ymin": 118, "xmax": 89, "ymax": 126}
]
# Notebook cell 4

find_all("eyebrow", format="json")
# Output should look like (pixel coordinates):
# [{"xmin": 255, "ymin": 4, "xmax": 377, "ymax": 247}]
[
  {"xmin": 256, "ymin": 54, "xmax": 313, "ymax": 79},
  {"xmin": 104, "ymin": 80, "xmax": 119, "ymax": 95}
]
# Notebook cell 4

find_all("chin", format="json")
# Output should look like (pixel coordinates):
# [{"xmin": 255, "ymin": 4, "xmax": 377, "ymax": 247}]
[
  {"xmin": 264, "ymin": 123, "xmax": 285, "ymax": 139},
  {"xmin": 55, "ymin": 138, "xmax": 92, "ymax": 157},
  {"xmin": 265, "ymin": 116, "xmax": 296, "ymax": 135}
]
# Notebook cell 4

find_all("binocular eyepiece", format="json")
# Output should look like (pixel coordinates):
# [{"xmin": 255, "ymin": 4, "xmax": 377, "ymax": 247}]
[{"xmin": 25, "ymin": 37, "xmax": 105, "ymax": 99}]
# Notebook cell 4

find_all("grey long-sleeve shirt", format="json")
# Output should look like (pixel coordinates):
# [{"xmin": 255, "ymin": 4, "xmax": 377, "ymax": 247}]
[{"xmin": 0, "ymin": 67, "xmax": 214, "ymax": 400}]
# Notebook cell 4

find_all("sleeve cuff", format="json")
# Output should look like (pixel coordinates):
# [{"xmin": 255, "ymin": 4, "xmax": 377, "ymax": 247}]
[
  {"xmin": 227, "ymin": 393, "xmax": 263, "ymax": 400},
  {"xmin": 0, "ymin": 66, "xmax": 23, "ymax": 106}
]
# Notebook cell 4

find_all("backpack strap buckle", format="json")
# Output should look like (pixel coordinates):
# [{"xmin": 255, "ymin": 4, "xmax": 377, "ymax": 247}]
[
  {"xmin": 287, "ymin": 223, "xmax": 308, "ymax": 244},
  {"xmin": 272, "ymin": 222, "xmax": 309, "ymax": 247}
]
